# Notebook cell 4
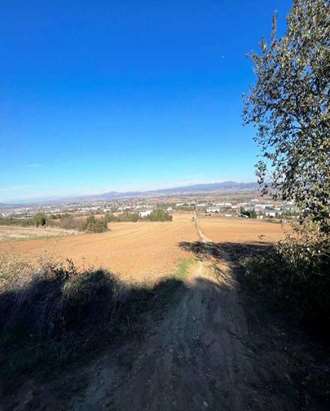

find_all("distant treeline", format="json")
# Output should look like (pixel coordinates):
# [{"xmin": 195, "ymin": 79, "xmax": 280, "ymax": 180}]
[
  {"xmin": 106, "ymin": 208, "xmax": 172, "ymax": 222},
  {"xmin": 51, "ymin": 214, "xmax": 109, "ymax": 233},
  {"xmin": 0, "ymin": 208, "xmax": 172, "ymax": 234},
  {"xmin": 0, "ymin": 213, "xmax": 48, "ymax": 228},
  {"xmin": 0, "ymin": 213, "xmax": 109, "ymax": 233}
]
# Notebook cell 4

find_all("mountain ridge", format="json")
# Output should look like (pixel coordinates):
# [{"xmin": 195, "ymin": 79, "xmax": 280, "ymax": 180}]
[{"xmin": 0, "ymin": 181, "xmax": 258, "ymax": 205}]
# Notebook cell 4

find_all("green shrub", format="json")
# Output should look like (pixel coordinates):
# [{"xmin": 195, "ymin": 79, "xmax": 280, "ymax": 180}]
[
  {"xmin": 104, "ymin": 212, "xmax": 117, "ymax": 223},
  {"xmin": 145, "ymin": 208, "xmax": 172, "ymax": 222},
  {"xmin": 83, "ymin": 215, "xmax": 108, "ymax": 233},
  {"xmin": 116, "ymin": 212, "xmax": 139, "ymax": 222},
  {"xmin": 240, "ymin": 208, "xmax": 257, "ymax": 219},
  {"xmin": 33, "ymin": 212, "xmax": 47, "ymax": 227},
  {"xmin": 243, "ymin": 227, "xmax": 330, "ymax": 332},
  {"xmin": 0, "ymin": 216, "xmax": 35, "ymax": 227}
]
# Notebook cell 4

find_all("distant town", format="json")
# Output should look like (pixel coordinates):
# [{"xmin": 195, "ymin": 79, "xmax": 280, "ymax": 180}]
[{"xmin": 0, "ymin": 191, "xmax": 298, "ymax": 222}]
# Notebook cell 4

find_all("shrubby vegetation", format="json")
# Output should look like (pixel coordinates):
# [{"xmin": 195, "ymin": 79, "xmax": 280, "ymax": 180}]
[
  {"xmin": 243, "ymin": 227, "xmax": 330, "ymax": 331},
  {"xmin": 244, "ymin": 0, "xmax": 330, "ymax": 332},
  {"xmin": 106, "ymin": 211, "xmax": 139, "ymax": 222},
  {"xmin": 144, "ymin": 209, "xmax": 172, "ymax": 222},
  {"xmin": 0, "ymin": 257, "xmax": 183, "ymax": 394},
  {"xmin": 0, "ymin": 212, "xmax": 48, "ymax": 228},
  {"xmin": 0, "ymin": 208, "xmax": 172, "ymax": 232},
  {"xmin": 83, "ymin": 215, "xmax": 108, "ymax": 233},
  {"xmin": 33, "ymin": 212, "xmax": 47, "ymax": 227},
  {"xmin": 240, "ymin": 208, "xmax": 257, "ymax": 219},
  {"xmin": 54, "ymin": 213, "xmax": 85, "ymax": 231},
  {"xmin": 0, "ymin": 212, "xmax": 109, "ymax": 233},
  {"xmin": 105, "ymin": 208, "xmax": 172, "ymax": 222}
]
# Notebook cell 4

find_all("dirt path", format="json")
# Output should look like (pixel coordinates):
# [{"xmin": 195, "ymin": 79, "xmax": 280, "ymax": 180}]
[{"xmin": 68, "ymin": 216, "xmax": 297, "ymax": 411}]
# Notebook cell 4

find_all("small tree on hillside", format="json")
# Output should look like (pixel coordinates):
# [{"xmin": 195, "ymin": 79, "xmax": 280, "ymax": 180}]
[
  {"xmin": 244, "ymin": 0, "xmax": 330, "ymax": 233},
  {"xmin": 147, "ymin": 209, "xmax": 172, "ymax": 221},
  {"xmin": 84, "ymin": 215, "xmax": 108, "ymax": 233},
  {"xmin": 34, "ymin": 213, "xmax": 47, "ymax": 227}
]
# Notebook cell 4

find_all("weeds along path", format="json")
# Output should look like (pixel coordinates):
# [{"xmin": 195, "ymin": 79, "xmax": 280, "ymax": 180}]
[{"xmin": 69, "ymin": 215, "xmax": 297, "ymax": 411}]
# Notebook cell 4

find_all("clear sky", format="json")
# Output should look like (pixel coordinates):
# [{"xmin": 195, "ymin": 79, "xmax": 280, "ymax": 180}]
[{"xmin": 0, "ymin": 0, "xmax": 292, "ymax": 202}]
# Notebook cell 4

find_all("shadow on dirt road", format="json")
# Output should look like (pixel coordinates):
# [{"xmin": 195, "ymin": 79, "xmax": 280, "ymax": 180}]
[
  {"xmin": 71, "ymin": 261, "xmax": 301, "ymax": 411},
  {"xmin": 2, "ymin": 224, "xmax": 329, "ymax": 410}
]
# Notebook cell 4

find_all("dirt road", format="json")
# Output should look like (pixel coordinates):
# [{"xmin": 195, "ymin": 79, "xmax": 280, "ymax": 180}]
[{"xmin": 69, "ymin": 217, "xmax": 296, "ymax": 411}]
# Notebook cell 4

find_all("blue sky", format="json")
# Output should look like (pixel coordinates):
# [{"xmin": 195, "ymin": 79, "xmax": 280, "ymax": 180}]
[{"xmin": 0, "ymin": 0, "xmax": 292, "ymax": 202}]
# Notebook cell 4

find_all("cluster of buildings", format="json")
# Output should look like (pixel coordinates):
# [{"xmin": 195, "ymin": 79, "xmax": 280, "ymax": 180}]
[
  {"xmin": 0, "ymin": 195, "xmax": 297, "ymax": 221},
  {"xmin": 201, "ymin": 199, "xmax": 297, "ymax": 219}
]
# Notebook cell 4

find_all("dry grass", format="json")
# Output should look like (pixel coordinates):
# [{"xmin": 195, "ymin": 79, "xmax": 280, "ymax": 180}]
[{"xmin": 0, "ymin": 225, "xmax": 78, "ymax": 241}]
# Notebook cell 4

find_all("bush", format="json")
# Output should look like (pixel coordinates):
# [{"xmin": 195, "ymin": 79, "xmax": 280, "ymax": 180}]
[
  {"xmin": 33, "ymin": 212, "xmax": 47, "ymax": 227},
  {"xmin": 0, "ymin": 216, "xmax": 35, "ymax": 227},
  {"xmin": 116, "ymin": 212, "xmax": 139, "ymax": 222},
  {"xmin": 240, "ymin": 208, "xmax": 257, "ymax": 219},
  {"xmin": 145, "ymin": 208, "xmax": 172, "ymax": 222},
  {"xmin": 83, "ymin": 215, "xmax": 108, "ymax": 233},
  {"xmin": 243, "ymin": 227, "xmax": 330, "ymax": 332},
  {"xmin": 104, "ymin": 212, "xmax": 117, "ymax": 223},
  {"xmin": 56, "ymin": 214, "xmax": 85, "ymax": 231},
  {"xmin": 0, "ymin": 258, "xmax": 185, "ymax": 394}
]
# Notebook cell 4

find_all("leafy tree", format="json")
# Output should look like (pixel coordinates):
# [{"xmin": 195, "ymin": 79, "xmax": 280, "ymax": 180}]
[
  {"xmin": 147, "ymin": 209, "xmax": 173, "ymax": 222},
  {"xmin": 104, "ymin": 212, "xmax": 115, "ymax": 223},
  {"xmin": 84, "ymin": 215, "xmax": 108, "ymax": 233},
  {"xmin": 244, "ymin": 0, "xmax": 330, "ymax": 232},
  {"xmin": 34, "ymin": 213, "xmax": 47, "ymax": 227},
  {"xmin": 117, "ymin": 212, "xmax": 139, "ymax": 222},
  {"xmin": 240, "ymin": 208, "xmax": 257, "ymax": 219}
]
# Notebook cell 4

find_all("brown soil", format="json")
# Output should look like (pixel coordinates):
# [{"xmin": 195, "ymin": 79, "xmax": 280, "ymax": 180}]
[
  {"xmin": 2, "ymin": 216, "xmax": 326, "ymax": 410},
  {"xmin": 0, "ymin": 214, "xmax": 197, "ymax": 283},
  {"xmin": 198, "ymin": 216, "xmax": 286, "ymax": 244},
  {"xmin": 67, "ymin": 262, "xmax": 294, "ymax": 411}
]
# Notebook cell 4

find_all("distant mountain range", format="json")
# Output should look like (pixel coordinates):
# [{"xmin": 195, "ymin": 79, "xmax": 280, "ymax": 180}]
[
  {"xmin": 57, "ymin": 181, "xmax": 258, "ymax": 203},
  {"xmin": 0, "ymin": 181, "xmax": 258, "ymax": 206},
  {"xmin": 0, "ymin": 202, "xmax": 21, "ymax": 209}
]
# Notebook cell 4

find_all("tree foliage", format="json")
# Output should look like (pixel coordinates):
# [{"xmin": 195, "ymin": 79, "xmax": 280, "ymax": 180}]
[
  {"xmin": 33, "ymin": 213, "xmax": 47, "ymax": 227},
  {"xmin": 146, "ymin": 208, "xmax": 172, "ymax": 222},
  {"xmin": 240, "ymin": 208, "xmax": 257, "ymax": 219},
  {"xmin": 244, "ymin": 0, "xmax": 330, "ymax": 232},
  {"xmin": 83, "ymin": 215, "xmax": 108, "ymax": 233}
]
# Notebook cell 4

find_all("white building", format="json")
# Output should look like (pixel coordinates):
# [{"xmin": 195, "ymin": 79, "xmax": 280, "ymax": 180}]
[
  {"xmin": 206, "ymin": 206, "xmax": 221, "ymax": 213},
  {"xmin": 139, "ymin": 210, "xmax": 153, "ymax": 218},
  {"xmin": 265, "ymin": 210, "xmax": 277, "ymax": 218}
]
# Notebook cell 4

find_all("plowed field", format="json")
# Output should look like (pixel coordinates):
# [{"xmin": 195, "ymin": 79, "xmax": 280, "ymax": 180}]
[{"xmin": 0, "ymin": 214, "xmax": 197, "ymax": 283}]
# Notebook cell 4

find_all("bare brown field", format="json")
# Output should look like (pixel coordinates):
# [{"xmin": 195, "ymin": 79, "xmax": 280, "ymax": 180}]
[
  {"xmin": 0, "ymin": 215, "xmax": 286, "ymax": 284},
  {"xmin": 0, "ymin": 214, "xmax": 197, "ymax": 283},
  {"xmin": 0, "ymin": 225, "xmax": 78, "ymax": 241},
  {"xmin": 198, "ymin": 216, "xmax": 286, "ymax": 244}
]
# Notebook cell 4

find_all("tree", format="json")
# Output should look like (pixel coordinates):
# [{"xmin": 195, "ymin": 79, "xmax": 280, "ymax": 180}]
[
  {"xmin": 147, "ymin": 209, "xmax": 172, "ymax": 222},
  {"xmin": 240, "ymin": 208, "xmax": 257, "ymax": 219},
  {"xmin": 84, "ymin": 215, "xmax": 108, "ymax": 233},
  {"xmin": 244, "ymin": 0, "xmax": 330, "ymax": 233},
  {"xmin": 34, "ymin": 213, "xmax": 47, "ymax": 227}
]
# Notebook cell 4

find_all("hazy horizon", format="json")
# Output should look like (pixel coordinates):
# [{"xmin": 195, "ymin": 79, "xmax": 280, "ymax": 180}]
[{"xmin": 0, "ymin": 179, "xmax": 258, "ymax": 204}]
